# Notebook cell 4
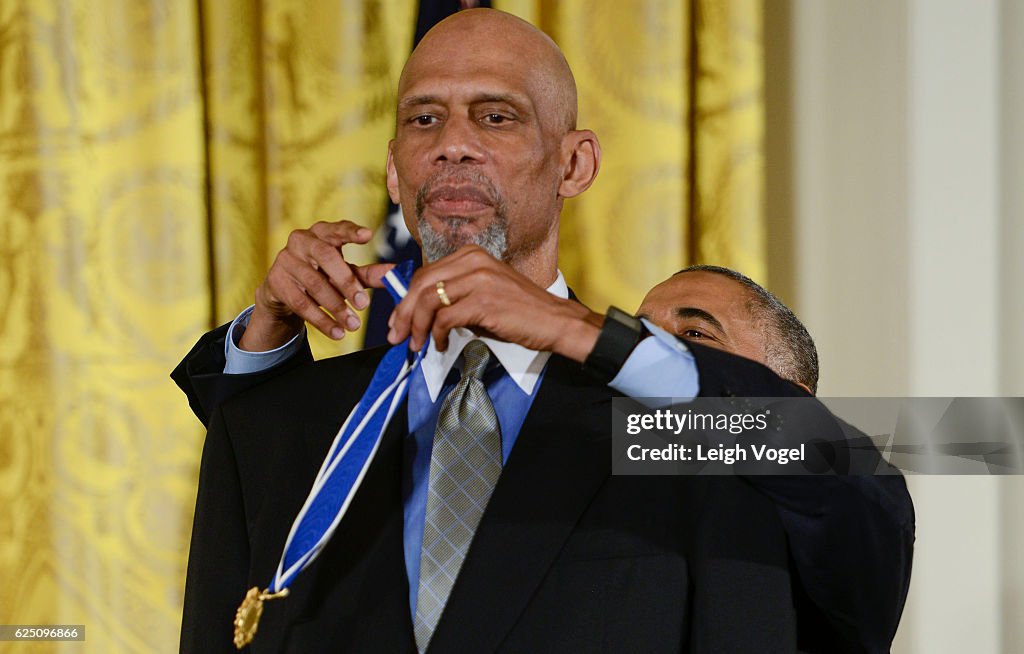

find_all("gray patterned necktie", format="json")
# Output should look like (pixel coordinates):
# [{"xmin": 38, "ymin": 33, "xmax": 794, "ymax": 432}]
[{"xmin": 414, "ymin": 340, "xmax": 503, "ymax": 652}]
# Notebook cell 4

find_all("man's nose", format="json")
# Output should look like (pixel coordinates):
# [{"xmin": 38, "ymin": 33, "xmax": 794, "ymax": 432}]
[{"xmin": 433, "ymin": 116, "xmax": 484, "ymax": 164}]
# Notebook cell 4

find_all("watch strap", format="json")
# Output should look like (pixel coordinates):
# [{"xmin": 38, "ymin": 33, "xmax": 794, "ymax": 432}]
[{"xmin": 583, "ymin": 307, "xmax": 647, "ymax": 383}]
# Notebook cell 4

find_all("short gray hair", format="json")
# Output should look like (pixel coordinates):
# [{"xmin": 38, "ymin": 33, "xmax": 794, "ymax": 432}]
[{"xmin": 675, "ymin": 265, "xmax": 819, "ymax": 394}]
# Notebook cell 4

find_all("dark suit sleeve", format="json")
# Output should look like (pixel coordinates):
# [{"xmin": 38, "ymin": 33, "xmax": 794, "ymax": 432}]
[
  {"xmin": 687, "ymin": 341, "xmax": 915, "ymax": 653},
  {"xmin": 746, "ymin": 408, "xmax": 915, "ymax": 653},
  {"xmin": 763, "ymin": 474, "xmax": 914, "ymax": 654},
  {"xmin": 171, "ymin": 322, "xmax": 314, "ymax": 426},
  {"xmin": 180, "ymin": 408, "xmax": 250, "ymax": 653}
]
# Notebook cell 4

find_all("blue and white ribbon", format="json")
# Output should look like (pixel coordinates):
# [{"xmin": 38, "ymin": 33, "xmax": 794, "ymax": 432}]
[{"xmin": 269, "ymin": 260, "xmax": 423, "ymax": 593}]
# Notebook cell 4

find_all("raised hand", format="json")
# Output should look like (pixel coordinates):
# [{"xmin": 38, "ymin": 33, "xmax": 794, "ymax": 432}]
[
  {"xmin": 386, "ymin": 245, "xmax": 603, "ymax": 362},
  {"xmin": 240, "ymin": 220, "xmax": 395, "ymax": 352}
]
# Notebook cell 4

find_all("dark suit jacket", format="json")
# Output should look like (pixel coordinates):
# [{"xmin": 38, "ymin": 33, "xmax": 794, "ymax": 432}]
[{"xmin": 177, "ymin": 329, "xmax": 914, "ymax": 653}]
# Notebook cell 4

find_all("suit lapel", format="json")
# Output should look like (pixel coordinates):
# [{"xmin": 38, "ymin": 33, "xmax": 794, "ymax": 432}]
[{"xmin": 426, "ymin": 356, "xmax": 613, "ymax": 653}]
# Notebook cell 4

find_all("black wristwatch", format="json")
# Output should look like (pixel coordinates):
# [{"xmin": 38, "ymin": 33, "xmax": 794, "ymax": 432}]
[{"xmin": 583, "ymin": 306, "xmax": 648, "ymax": 383}]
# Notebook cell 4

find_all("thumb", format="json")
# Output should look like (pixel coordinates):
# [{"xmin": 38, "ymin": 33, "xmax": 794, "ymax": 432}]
[
  {"xmin": 353, "ymin": 262, "xmax": 397, "ymax": 289},
  {"xmin": 311, "ymin": 220, "xmax": 374, "ymax": 248}
]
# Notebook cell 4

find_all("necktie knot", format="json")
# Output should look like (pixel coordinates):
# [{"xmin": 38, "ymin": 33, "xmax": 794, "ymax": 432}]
[{"xmin": 461, "ymin": 340, "xmax": 491, "ymax": 381}]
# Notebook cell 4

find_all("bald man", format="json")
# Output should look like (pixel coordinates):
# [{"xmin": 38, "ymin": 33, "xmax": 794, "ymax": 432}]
[{"xmin": 179, "ymin": 10, "xmax": 912, "ymax": 653}]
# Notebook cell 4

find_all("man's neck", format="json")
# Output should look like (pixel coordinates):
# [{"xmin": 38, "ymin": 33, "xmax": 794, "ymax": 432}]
[{"xmin": 505, "ymin": 241, "xmax": 559, "ymax": 289}]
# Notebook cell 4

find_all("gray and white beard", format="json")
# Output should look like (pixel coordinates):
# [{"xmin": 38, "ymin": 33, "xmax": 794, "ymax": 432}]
[
  {"xmin": 417, "ymin": 214, "xmax": 509, "ymax": 263},
  {"xmin": 414, "ymin": 169, "xmax": 510, "ymax": 262}
]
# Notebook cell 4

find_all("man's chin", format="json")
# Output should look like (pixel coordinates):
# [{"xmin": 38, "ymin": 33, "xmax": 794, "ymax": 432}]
[
  {"xmin": 421, "ymin": 215, "xmax": 489, "ymax": 243},
  {"xmin": 418, "ymin": 214, "xmax": 508, "ymax": 262},
  {"xmin": 420, "ymin": 232, "xmax": 480, "ymax": 262}
]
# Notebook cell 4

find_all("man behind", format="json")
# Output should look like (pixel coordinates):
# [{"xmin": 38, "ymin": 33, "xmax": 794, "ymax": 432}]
[
  {"xmin": 180, "ymin": 10, "xmax": 912, "ymax": 653},
  {"xmin": 639, "ymin": 264, "xmax": 819, "ymax": 395},
  {"xmin": 639, "ymin": 266, "xmax": 915, "ymax": 651}
]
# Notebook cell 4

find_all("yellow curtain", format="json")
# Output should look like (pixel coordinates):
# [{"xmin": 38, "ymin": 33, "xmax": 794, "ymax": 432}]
[
  {"xmin": 0, "ymin": 2, "xmax": 413, "ymax": 652},
  {"xmin": 0, "ymin": 2, "xmax": 761, "ymax": 652},
  {"xmin": 496, "ymin": 0, "xmax": 766, "ymax": 311},
  {"xmin": 200, "ymin": 0, "xmax": 417, "ymax": 356},
  {"xmin": 1, "ymin": 3, "xmax": 209, "ymax": 652}
]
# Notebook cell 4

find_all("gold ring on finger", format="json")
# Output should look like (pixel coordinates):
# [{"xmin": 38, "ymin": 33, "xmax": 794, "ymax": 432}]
[{"xmin": 436, "ymin": 280, "xmax": 452, "ymax": 307}]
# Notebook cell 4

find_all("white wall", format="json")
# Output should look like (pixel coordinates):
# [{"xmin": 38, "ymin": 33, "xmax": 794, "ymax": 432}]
[
  {"xmin": 764, "ymin": 1, "xmax": 1023, "ymax": 651},
  {"xmin": 998, "ymin": 0, "xmax": 1024, "ymax": 647}
]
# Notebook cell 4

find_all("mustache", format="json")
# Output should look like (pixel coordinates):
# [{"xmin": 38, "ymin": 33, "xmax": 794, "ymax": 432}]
[{"xmin": 415, "ymin": 170, "xmax": 502, "ymax": 216}]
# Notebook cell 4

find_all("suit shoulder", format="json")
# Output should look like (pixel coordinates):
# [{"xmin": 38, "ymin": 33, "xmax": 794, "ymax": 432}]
[{"xmin": 219, "ymin": 345, "xmax": 389, "ymax": 420}]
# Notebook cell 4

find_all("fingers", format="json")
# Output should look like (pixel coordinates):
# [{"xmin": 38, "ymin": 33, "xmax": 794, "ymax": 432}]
[
  {"xmin": 290, "ymin": 224, "xmax": 373, "ymax": 309},
  {"xmin": 429, "ymin": 299, "xmax": 490, "ymax": 353},
  {"xmin": 409, "ymin": 278, "xmax": 462, "ymax": 351},
  {"xmin": 308, "ymin": 220, "xmax": 374, "ymax": 247},
  {"xmin": 388, "ymin": 246, "xmax": 502, "ymax": 350},
  {"xmin": 262, "ymin": 221, "xmax": 381, "ymax": 340},
  {"xmin": 353, "ymin": 262, "xmax": 397, "ymax": 290},
  {"xmin": 388, "ymin": 272, "xmax": 456, "ymax": 350},
  {"xmin": 264, "ymin": 251, "xmax": 348, "ymax": 339},
  {"xmin": 386, "ymin": 245, "xmax": 575, "ymax": 355},
  {"xmin": 403, "ymin": 275, "xmax": 484, "ymax": 352}
]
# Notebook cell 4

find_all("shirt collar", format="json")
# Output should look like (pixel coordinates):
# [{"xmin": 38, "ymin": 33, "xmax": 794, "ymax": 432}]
[{"xmin": 420, "ymin": 270, "xmax": 568, "ymax": 402}]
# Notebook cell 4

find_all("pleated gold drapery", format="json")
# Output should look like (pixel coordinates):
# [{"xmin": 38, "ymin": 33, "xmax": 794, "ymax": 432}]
[
  {"xmin": 0, "ymin": 2, "xmax": 763, "ymax": 652},
  {"xmin": 0, "ymin": 2, "xmax": 414, "ymax": 652},
  {"xmin": 0, "ymin": 3, "xmax": 210, "ymax": 653}
]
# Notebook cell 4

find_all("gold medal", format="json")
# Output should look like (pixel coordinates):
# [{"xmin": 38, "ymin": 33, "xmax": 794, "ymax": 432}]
[{"xmin": 233, "ymin": 586, "xmax": 289, "ymax": 649}]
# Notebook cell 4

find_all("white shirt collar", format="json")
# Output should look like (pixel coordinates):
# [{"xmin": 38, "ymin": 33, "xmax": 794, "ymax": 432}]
[{"xmin": 420, "ymin": 270, "xmax": 568, "ymax": 402}]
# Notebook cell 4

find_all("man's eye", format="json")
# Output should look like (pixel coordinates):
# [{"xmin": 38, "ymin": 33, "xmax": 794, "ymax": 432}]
[
  {"xmin": 483, "ymin": 113, "xmax": 509, "ymax": 124},
  {"xmin": 412, "ymin": 115, "xmax": 437, "ymax": 126},
  {"xmin": 682, "ymin": 329, "xmax": 709, "ymax": 340}
]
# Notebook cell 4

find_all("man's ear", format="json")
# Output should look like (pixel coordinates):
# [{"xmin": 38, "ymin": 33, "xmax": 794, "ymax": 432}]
[
  {"xmin": 386, "ymin": 141, "xmax": 400, "ymax": 204},
  {"xmin": 795, "ymin": 381, "xmax": 815, "ymax": 396},
  {"xmin": 558, "ymin": 129, "xmax": 601, "ymax": 199}
]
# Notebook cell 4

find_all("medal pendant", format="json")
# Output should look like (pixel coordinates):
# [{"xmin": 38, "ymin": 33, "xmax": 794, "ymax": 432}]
[{"xmin": 233, "ymin": 586, "xmax": 289, "ymax": 649}]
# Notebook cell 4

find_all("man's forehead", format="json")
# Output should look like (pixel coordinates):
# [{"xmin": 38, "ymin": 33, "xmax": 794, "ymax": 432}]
[
  {"xmin": 397, "ymin": 10, "xmax": 575, "ymax": 130},
  {"xmin": 671, "ymin": 271, "xmax": 747, "ymax": 296},
  {"xmin": 398, "ymin": 73, "xmax": 533, "ymax": 105},
  {"xmin": 399, "ymin": 50, "xmax": 536, "ymax": 99},
  {"xmin": 644, "ymin": 272, "xmax": 752, "ymax": 314}
]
